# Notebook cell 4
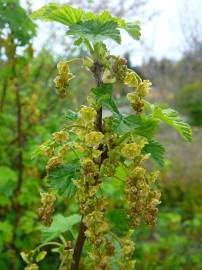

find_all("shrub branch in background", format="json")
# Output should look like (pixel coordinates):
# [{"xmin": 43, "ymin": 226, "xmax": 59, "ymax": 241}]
[{"xmin": 21, "ymin": 3, "xmax": 192, "ymax": 270}]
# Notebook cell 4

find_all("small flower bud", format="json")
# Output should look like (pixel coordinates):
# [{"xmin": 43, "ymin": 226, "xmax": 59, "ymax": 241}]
[
  {"xmin": 52, "ymin": 130, "xmax": 68, "ymax": 143},
  {"xmin": 46, "ymin": 156, "xmax": 62, "ymax": 171},
  {"xmin": 57, "ymin": 61, "xmax": 69, "ymax": 74}
]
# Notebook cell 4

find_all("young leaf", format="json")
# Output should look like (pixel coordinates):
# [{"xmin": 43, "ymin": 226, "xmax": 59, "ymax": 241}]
[
  {"xmin": 67, "ymin": 20, "xmax": 121, "ymax": 44},
  {"xmin": 112, "ymin": 114, "xmax": 159, "ymax": 139},
  {"xmin": 124, "ymin": 21, "xmax": 141, "ymax": 40},
  {"xmin": 47, "ymin": 160, "xmax": 80, "ymax": 197},
  {"xmin": 41, "ymin": 214, "xmax": 81, "ymax": 242},
  {"xmin": 153, "ymin": 107, "xmax": 192, "ymax": 142},
  {"xmin": 66, "ymin": 109, "xmax": 79, "ymax": 121},
  {"xmin": 92, "ymin": 84, "xmax": 120, "ymax": 114},
  {"xmin": 143, "ymin": 140, "xmax": 165, "ymax": 167},
  {"xmin": 31, "ymin": 4, "xmax": 84, "ymax": 26},
  {"xmin": 31, "ymin": 4, "xmax": 141, "ymax": 44}
]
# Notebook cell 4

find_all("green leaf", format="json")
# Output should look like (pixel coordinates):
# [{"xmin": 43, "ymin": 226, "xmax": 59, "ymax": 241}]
[
  {"xmin": 153, "ymin": 107, "xmax": 192, "ymax": 142},
  {"xmin": 36, "ymin": 251, "xmax": 47, "ymax": 263},
  {"xmin": 47, "ymin": 160, "xmax": 80, "ymax": 197},
  {"xmin": 112, "ymin": 114, "xmax": 159, "ymax": 138},
  {"xmin": 124, "ymin": 21, "xmax": 141, "ymax": 40},
  {"xmin": 0, "ymin": 166, "xmax": 17, "ymax": 196},
  {"xmin": 67, "ymin": 20, "xmax": 121, "ymax": 44},
  {"xmin": 83, "ymin": 10, "xmax": 125, "ymax": 27},
  {"xmin": 66, "ymin": 109, "xmax": 79, "ymax": 121},
  {"xmin": 92, "ymin": 84, "xmax": 120, "ymax": 114},
  {"xmin": 31, "ymin": 4, "xmax": 142, "ymax": 45},
  {"xmin": 41, "ymin": 214, "xmax": 81, "ymax": 242},
  {"xmin": 31, "ymin": 4, "xmax": 84, "ymax": 26},
  {"xmin": 143, "ymin": 140, "xmax": 165, "ymax": 167},
  {"xmin": 0, "ymin": 221, "xmax": 13, "ymax": 250},
  {"xmin": 107, "ymin": 209, "xmax": 129, "ymax": 232}
]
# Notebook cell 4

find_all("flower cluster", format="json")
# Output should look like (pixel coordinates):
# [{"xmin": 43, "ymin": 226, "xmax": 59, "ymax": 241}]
[
  {"xmin": 38, "ymin": 191, "xmax": 56, "ymax": 226},
  {"xmin": 54, "ymin": 61, "xmax": 74, "ymax": 98},
  {"xmin": 30, "ymin": 52, "xmax": 161, "ymax": 270},
  {"xmin": 127, "ymin": 79, "xmax": 152, "ymax": 113},
  {"xmin": 24, "ymin": 94, "xmax": 40, "ymax": 124},
  {"xmin": 112, "ymin": 57, "xmax": 128, "ymax": 82},
  {"xmin": 123, "ymin": 142, "xmax": 161, "ymax": 228},
  {"xmin": 117, "ymin": 236, "xmax": 135, "ymax": 270},
  {"xmin": 112, "ymin": 56, "xmax": 152, "ymax": 113},
  {"xmin": 122, "ymin": 142, "xmax": 141, "ymax": 160},
  {"xmin": 79, "ymin": 106, "xmax": 97, "ymax": 127},
  {"xmin": 39, "ymin": 129, "xmax": 69, "ymax": 171},
  {"xmin": 84, "ymin": 208, "xmax": 110, "ymax": 270},
  {"xmin": 67, "ymin": 104, "xmax": 114, "ymax": 269}
]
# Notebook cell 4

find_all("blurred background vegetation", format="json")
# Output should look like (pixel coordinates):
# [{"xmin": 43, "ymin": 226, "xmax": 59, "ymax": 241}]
[{"xmin": 0, "ymin": 0, "xmax": 201, "ymax": 269}]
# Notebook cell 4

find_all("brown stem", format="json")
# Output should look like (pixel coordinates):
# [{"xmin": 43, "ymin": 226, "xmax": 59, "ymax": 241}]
[
  {"xmin": 0, "ymin": 79, "xmax": 8, "ymax": 112},
  {"xmin": 70, "ymin": 221, "xmax": 86, "ymax": 270},
  {"xmin": 70, "ymin": 60, "xmax": 104, "ymax": 270}
]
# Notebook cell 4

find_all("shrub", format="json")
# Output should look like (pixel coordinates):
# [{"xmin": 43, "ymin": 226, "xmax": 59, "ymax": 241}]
[
  {"xmin": 176, "ymin": 81, "xmax": 202, "ymax": 126},
  {"xmin": 20, "ymin": 3, "xmax": 191, "ymax": 270}
]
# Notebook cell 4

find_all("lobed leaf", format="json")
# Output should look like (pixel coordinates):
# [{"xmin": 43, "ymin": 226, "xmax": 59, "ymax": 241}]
[
  {"xmin": 0, "ymin": 166, "xmax": 17, "ymax": 196},
  {"xmin": 112, "ymin": 114, "xmax": 159, "ymax": 139},
  {"xmin": 66, "ymin": 109, "xmax": 79, "ymax": 121},
  {"xmin": 67, "ymin": 20, "xmax": 121, "ymax": 44},
  {"xmin": 47, "ymin": 160, "xmax": 80, "ymax": 197},
  {"xmin": 124, "ymin": 21, "xmax": 141, "ymax": 40},
  {"xmin": 153, "ymin": 107, "xmax": 192, "ymax": 142},
  {"xmin": 92, "ymin": 84, "xmax": 120, "ymax": 114},
  {"xmin": 31, "ymin": 3, "xmax": 84, "ymax": 26},
  {"xmin": 31, "ymin": 4, "xmax": 141, "ymax": 44},
  {"xmin": 41, "ymin": 214, "xmax": 81, "ymax": 242},
  {"xmin": 143, "ymin": 140, "xmax": 165, "ymax": 167}
]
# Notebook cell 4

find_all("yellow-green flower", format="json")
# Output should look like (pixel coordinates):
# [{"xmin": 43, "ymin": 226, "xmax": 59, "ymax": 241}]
[
  {"xmin": 80, "ymin": 158, "xmax": 99, "ymax": 177},
  {"xmin": 122, "ymin": 143, "xmax": 141, "ymax": 159},
  {"xmin": 85, "ymin": 131, "xmax": 104, "ymax": 147},
  {"xmin": 124, "ymin": 71, "xmax": 138, "ymax": 87},
  {"xmin": 79, "ymin": 106, "xmax": 97, "ymax": 126},
  {"xmin": 46, "ymin": 156, "xmax": 62, "ymax": 171},
  {"xmin": 57, "ymin": 61, "xmax": 70, "ymax": 74},
  {"xmin": 25, "ymin": 264, "xmax": 39, "ymax": 270},
  {"xmin": 121, "ymin": 238, "xmax": 135, "ymax": 257},
  {"xmin": 137, "ymin": 80, "xmax": 152, "ymax": 97},
  {"xmin": 58, "ymin": 144, "xmax": 69, "ymax": 156},
  {"xmin": 127, "ymin": 92, "xmax": 139, "ymax": 104},
  {"xmin": 132, "ymin": 166, "xmax": 146, "ymax": 178},
  {"xmin": 52, "ymin": 130, "xmax": 68, "ymax": 143},
  {"xmin": 54, "ymin": 61, "xmax": 74, "ymax": 98},
  {"xmin": 39, "ymin": 144, "xmax": 54, "ymax": 157}
]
